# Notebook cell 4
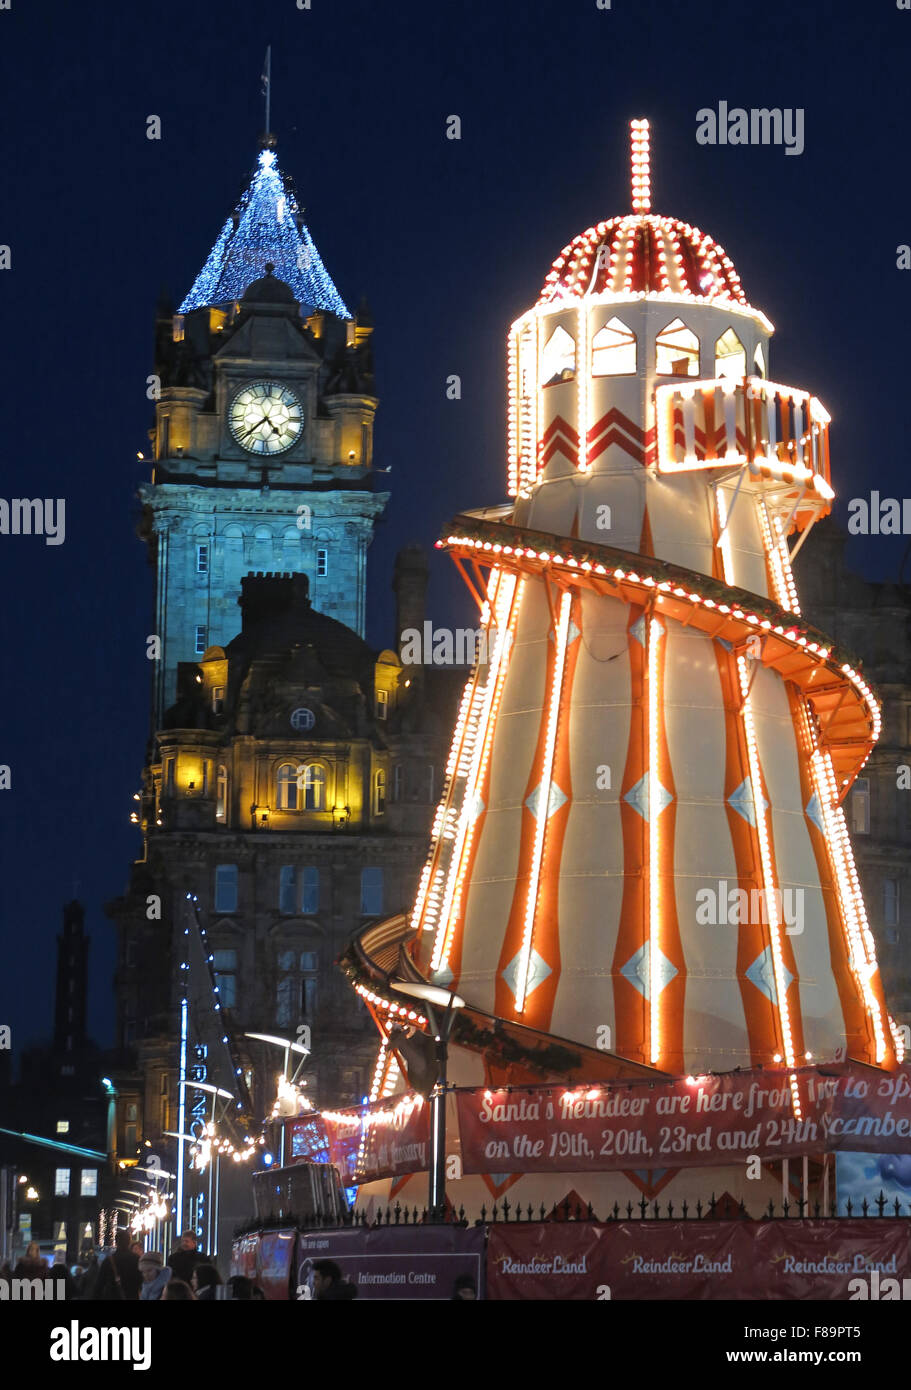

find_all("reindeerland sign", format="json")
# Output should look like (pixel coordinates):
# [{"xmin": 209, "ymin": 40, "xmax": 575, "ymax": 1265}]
[
  {"xmin": 457, "ymin": 1063, "xmax": 911, "ymax": 1175},
  {"xmin": 486, "ymin": 1219, "xmax": 911, "ymax": 1301}
]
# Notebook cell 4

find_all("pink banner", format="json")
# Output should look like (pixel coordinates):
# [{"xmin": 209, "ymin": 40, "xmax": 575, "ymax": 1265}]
[
  {"xmin": 458, "ymin": 1064, "xmax": 911, "ymax": 1174},
  {"xmin": 486, "ymin": 1220, "xmax": 911, "ymax": 1300},
  {"xmin": 318, "ymin": 1094, "xmax": 431, "ymax": 1184}
]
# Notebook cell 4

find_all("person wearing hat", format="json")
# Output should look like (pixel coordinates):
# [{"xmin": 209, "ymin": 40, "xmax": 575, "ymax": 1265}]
[
  {"xmin": 138, "ymin": 1249, "xmax": 172, "ymax": 1302},
  {"xmin": 168, "ymin": 1231, "xmax": 203, "ymax": 1284}
]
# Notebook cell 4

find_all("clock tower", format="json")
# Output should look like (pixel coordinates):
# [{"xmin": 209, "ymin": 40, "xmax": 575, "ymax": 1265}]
[{"xmin": 140, "ymin": 145, "xmax": 387, "ymax": 723}]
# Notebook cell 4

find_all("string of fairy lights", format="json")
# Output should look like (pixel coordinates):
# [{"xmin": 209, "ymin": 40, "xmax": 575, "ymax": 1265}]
[{"xmin": 179, "ymin": 147, "xmax": 350, "ymax": 318}]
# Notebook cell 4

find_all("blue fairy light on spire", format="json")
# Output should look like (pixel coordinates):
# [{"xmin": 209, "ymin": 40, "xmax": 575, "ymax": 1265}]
[{"xmin": 179, "ymin": 148, "xmax": 350, "ymax": 318}]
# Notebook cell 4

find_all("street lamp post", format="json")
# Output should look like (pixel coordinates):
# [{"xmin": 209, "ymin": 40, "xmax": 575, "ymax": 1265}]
[
  {"xmin": 389, "ymin": 982, "xmax": 465, "ymax": 1222},
  {"xmin": 244, "ymin": 1033, "xmax": 311, "ymax": 1167}
]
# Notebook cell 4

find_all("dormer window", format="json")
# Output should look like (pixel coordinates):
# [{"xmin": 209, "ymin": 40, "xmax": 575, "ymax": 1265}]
[
  {"xmin": 656, "ymin": 319, "xmax": 699, "ymax": 377},
  {"xmin": 592, "ymin": 317, "xmax": 637, "ymax": 376},
  {"xmin": 541, "ymin": 325, "xmax": 576, "ymax": 386},
  {"xmin": 375, "ymin": 689, "xmax": 388, "ymax": 720},
  {"xmin": 714, "ymin": 328, "xmax": 746, "ymax": 380}
]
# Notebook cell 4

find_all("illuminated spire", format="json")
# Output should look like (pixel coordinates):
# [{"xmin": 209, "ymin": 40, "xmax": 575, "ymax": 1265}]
[
  {"xmin": 631, "ymin": 117, "xmax": 651, "ymax": 214},
  {"xmin": 179, "ymin": 148, "xmax": 351, "ymax": 318}
]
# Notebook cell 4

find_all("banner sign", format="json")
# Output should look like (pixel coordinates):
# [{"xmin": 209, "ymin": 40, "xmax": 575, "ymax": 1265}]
[
  {"xmin": 458, "ymin": 1063, "xmax": 911, "ymax": 1174},
  {"xmin": 295, "ymin": 1224, "xmax": 485, "ymax": 1301},
  {"xmin": 292, "ymin": 1094, "xmax": 431, "ymax": 1185},
  {"xmin": 256, "ymin": 1229, "xmax": 297, "ymax": 1301},
  {"xmin": 486, "ymin": 1220, "xmax": 911, "ymax": 1300}
]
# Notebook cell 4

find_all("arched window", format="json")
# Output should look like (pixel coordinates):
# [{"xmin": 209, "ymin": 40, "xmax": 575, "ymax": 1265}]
[
  {"xmin": 252, "ymin": 525, "xmax": 272, "ymax": 568},
  {"xmin": 298, "ymin": 763, "xmax": 326, "ymax": 811},
  {"xmin": 374, "ymin": 769, "xmax": 386, "ymax": 815},
  {"xmin": 216, "ymin": 765, "xmax": 228, "ymax": 822},
  {"xmin": 714, "ymin": 327, "xmax": 746, "ymax": 379},
  {"xmin": 656, "ymin": 318, "xmax": 700, "ymax": 377},
  {"xmin": 541, "ymin": 325, "xmax": 576, "ymax": 386},
  {"xmin": 282, "ymin": 525, "xmax": 301, "ymax": 569},
  {"xmin": 591, "ymin": 317, "xmax": 637, "ymax": 376},
  {"xmin": 753, "ymin": 343, "xmax": 766, "ymax": 378}
]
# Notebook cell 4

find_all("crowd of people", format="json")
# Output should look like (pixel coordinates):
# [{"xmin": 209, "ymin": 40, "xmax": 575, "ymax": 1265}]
[
  {"xmin": 3, "ymin": 1235, "xmax": 478, "ymax": 1301},
  {"xmin": 0, "ymin": 1231, "xmax": 265, "ymax": 1301}
]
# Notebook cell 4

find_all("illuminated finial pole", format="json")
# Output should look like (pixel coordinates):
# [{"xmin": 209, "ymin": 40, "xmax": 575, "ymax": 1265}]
[
  {"xmin": 631, "ymin": 118, "xmax": 651, "ymax": 214},
  {"xmin": 261, "ymin": 45, "xmax": 272, "ymax": 136}
]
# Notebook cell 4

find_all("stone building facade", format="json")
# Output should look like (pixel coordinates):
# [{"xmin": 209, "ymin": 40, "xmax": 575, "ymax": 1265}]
[
  {"xmin": 795, "ymin": 521, "xmax": 911, "ymax": 1024},
  {"xmin": 109, "ymin": 563, "xmax": 461, "ymax": 1134}
]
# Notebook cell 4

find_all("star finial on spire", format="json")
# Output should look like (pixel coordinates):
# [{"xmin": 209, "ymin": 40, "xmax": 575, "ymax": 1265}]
[{"xmin": 631, "ymin": 118, "xmax": 651, "ymax": 214}]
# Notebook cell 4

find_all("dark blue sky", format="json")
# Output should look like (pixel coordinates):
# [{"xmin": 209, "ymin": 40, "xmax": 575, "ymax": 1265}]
[{"xmin": 1, "ymin": 0, "xmax": 908, "ymax": 1056}]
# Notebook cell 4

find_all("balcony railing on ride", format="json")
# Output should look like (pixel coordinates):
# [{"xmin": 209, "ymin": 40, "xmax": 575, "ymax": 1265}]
[{"xmin": 655, "ymin": 376, "xmax": 832, "ymax": 496}]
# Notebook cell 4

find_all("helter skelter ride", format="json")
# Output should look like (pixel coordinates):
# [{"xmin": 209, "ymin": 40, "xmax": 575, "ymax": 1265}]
[{"xmin": 345, "ymin": 120, "xmax": 903, "ymax": 1211}]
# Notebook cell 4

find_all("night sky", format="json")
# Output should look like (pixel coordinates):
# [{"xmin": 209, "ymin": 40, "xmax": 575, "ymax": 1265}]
[{"xmin": 1, "ymin": 0, "xmax": 908, "ymax": 1058}]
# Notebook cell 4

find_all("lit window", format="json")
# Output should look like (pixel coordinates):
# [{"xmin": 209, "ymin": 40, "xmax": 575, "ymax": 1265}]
[
  {"xmin": 56, "ymin": 1120, "xmax": 69, "ymax": 1135},
  {"xmin": 375, "ymin": 689, "xmax": 388, "ymax": 720},
  {"xmin": 591, "ymin": 317, "xmax": 637, "ymax": 376},
  {"xmin": 214, "ymin": 864, "xmax": 238, "ymax": 913},
  {"xmin": 196, "ymin": 544, "xmax": 209, "ymax": 575},
  {"xmin": 80, "ymin": 1170, "xmax": 98, "ymax": 1197},
  {"xmin": 714, "ymin": 328, "xmax": 746, "ymax": 380},
  {"xmin": 850, "ymin": 778, "xmax": 870, "ymax": 835},
  {"xmin": 213, "ymin": 948, "xmax": 237, "ymax": 1008},
  {"xmin": 216, "ymin": 765, "xmax": 227, "ymax": 822},
  {"xmin": 375, "ymin": 769, "xmax": 386, "ymax": 815},
  {"xmin": 754, "ymin": 343, "xmax": 766, "ymax": 378},
  {"xmin": 55, "ymin": 1168, "xmax": 70, "ymax": 1196},
  {"xmin": 656, "ymin": 318, "xmax": 700, "ymax": 377},
  {"xmin": 195, "ymin": 625, "xmax": 207, "ymax": 655},
  {"xmin": 298, "ymin": 764, "xmax": 326, "ymax": 811},
  {"xmin": 360, "ymin": 867, "xmax": 384, "ymax": 916},
  {"xmin": 276, "ymin": 764, "xmax": 299, "ymax": 810},
  {"xmin": 316, "ymin": 548, "xmax": 328, "ymax": 578},
  {"xmin": 393, "ymin": 764, "xmax": 404, "ymax": 802},
  {"xmin": 301, "ymin": 867, "xmax": 319, "ymax": 915},
  {"xmin": 541, "ymin": 325, "xmax": 576, "ymax": 386},
  {"xmin": 884, "ymin": 879, "xmax": 900, "ymax": 929}
]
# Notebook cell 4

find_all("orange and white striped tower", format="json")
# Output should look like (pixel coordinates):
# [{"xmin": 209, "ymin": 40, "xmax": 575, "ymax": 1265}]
[{"xmin": 349, "ymin": 120, "xmax": 902, "ymax": 1210}]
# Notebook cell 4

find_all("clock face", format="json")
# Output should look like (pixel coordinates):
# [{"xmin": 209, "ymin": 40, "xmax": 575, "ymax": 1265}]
[{"xmin": 229, "ymin": 381, "xmax": 304, "ymax": 456}]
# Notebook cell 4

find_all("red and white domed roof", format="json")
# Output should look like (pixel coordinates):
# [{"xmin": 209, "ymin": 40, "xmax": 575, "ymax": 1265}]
[{"xmin": 538, "ymin": 120, "xmax": 752, "ymax": 313}]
